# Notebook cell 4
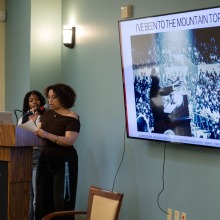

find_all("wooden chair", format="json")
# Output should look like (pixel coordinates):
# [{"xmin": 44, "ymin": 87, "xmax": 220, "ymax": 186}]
[{"xmin": 42, "ymin": 186, "xmax": 124, "ymax": 220}]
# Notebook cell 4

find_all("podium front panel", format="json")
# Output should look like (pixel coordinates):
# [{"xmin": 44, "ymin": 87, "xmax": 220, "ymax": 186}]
[
  {"xmin": 0, "ymin": 146, "xmax": 32, "ymax": 220},
  {"xmin": 0, "ymin": 161, "xmax": 8, "ymax": 220}
]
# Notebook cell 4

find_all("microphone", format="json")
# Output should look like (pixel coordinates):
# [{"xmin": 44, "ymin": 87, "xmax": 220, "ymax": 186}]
[
  {"xmin": 168, "ymin": 77, "xmax": 179, "ymax": 84},
  {"xmin": 36, "ymin": 104, "xmax": 49, "ymax": 114},
  {"xmin": 24, "ymin": 104, "xmax": 49, "ymax": 117}
]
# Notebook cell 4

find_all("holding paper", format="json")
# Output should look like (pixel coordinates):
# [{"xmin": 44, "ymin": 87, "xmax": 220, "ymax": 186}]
[{"xmin": 18, "ymin": 120, "xmax": 38, "ymax": 132}]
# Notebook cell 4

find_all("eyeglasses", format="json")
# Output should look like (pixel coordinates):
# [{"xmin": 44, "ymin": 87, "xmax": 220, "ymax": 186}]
[{"xmin": 47, "ymin": 95, "xmax": 57, "ymax": 100}]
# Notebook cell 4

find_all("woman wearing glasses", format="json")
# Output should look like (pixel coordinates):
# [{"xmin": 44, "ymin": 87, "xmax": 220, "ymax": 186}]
[{"xmin": 34, "ymin": 83, "xmax": 80, "ymax": 220}]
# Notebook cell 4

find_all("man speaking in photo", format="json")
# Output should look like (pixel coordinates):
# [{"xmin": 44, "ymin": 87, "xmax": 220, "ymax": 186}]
[{"xmin": 149, "ymin": 67, "xmax": 183, "ymax": 134}]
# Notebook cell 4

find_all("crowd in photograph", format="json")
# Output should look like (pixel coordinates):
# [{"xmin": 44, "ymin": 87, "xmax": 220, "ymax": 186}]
[{"xmin": 132, "ymin": 29, "xmax": 220, "ymax": 139}]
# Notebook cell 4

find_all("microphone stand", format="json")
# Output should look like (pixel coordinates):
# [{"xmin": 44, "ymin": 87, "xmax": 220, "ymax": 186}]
[{"xmin": 14, "ymin": 109, "xmax": 24, "ymax": 125}]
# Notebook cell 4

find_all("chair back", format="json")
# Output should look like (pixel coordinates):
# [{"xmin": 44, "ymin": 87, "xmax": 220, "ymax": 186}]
[
  {"xmin": 42, "ymin": 186, "xmax": 123, "ymax": 220},
  {"xmin": 86, "ymin": 186, "xmax": 123, "ymax": 220}
]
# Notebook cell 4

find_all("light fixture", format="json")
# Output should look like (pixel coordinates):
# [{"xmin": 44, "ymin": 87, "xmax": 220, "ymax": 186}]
[
  {"xmin": 0, "ymin": 10, "xmax": 6, "ymax": 22},
  {"xmin": 121, "ymin": 5, "xmax": 132, "ymax": 19},
  {"xmin": 63, "ymin": 26, "xmax": 75, "ymax": 49}
]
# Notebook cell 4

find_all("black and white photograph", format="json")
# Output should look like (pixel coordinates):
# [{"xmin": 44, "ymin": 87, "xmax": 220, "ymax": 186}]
[{"xmin": 119, "ymin": 6, "xmax": 220, "ymax": 147}]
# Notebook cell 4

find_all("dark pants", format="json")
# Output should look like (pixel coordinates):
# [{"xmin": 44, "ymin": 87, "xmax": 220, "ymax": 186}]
[{"xmin": 35, "ymin": 154, "xmax": 78, "ymax": 220}]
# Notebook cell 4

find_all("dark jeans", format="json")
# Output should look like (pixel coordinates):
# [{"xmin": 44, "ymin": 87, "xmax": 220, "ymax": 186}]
[{"xmin": 35, "ymin": 155, "xmax": 78, "ymax": 220}]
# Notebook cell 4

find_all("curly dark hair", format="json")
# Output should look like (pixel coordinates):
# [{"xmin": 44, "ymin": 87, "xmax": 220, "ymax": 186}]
[
  {"xmin": 22, "ymin": 90, "xmax": 46, "ymax": 113},
  {"xmin": 44, "ymin": 83, "xmax": 77, "ymax": 108}
]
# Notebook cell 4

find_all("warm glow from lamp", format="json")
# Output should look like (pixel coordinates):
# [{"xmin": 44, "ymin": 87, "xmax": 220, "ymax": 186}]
[{"xmin": 63, "ymin": 25, "xmax": 75, "ymax": 49}]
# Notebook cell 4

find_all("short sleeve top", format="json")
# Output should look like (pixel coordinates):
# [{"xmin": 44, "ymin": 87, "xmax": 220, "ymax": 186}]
[{"xmin": 40, "ymin": 109, "xmax": 80, "ymax": 159}]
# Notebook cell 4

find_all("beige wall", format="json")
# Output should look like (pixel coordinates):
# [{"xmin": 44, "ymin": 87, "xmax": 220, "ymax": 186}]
[{"xmin": 0, "ymin": 0, "xmax": 5, "ymax": 111}]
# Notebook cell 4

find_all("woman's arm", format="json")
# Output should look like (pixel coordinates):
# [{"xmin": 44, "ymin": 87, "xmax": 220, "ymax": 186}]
[{"xmin": 35, "ymin": 129, "xmax": 79, "ymax": 147}]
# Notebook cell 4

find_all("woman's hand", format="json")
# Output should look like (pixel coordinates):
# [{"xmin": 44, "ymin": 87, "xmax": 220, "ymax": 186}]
[
  {"xmin": 29, "ymin": 113, "xmax": 39, "ymax": 123},
  {"xmin": 28, "ymin": 107, "xmax": 40, "ymax": 123},
  {"xmin": 35, "ymin": 129, "xmax": 78, "ymax": 147},
  {"xmin": 35, "ymin": 129, "xmax": 48, "ymax": 139}
]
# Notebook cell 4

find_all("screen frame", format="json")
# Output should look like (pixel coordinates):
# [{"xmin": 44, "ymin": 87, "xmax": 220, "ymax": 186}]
[{"xmin": 118, "ymin": 6, "xmax": 220, "ymax": 148}]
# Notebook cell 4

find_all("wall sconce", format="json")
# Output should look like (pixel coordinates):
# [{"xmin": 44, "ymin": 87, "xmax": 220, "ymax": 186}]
[
  {"xmin": 0, "ymin": 10, "xmax": 6, "ymax": 22},
  {"xmin": 63, "ymin": 26, "xmax": 75, "ymax": 49}
]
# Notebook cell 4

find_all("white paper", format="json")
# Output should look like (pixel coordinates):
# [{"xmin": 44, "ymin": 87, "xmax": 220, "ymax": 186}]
[{"xmin": 18, "ymin": 120, "xmax": 37, "ymax": 132}]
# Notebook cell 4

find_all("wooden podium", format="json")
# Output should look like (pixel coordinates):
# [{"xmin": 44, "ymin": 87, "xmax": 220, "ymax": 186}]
[{"xmin": 0, "ymin": 125, "xmax": 44, "ymax": 220}]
